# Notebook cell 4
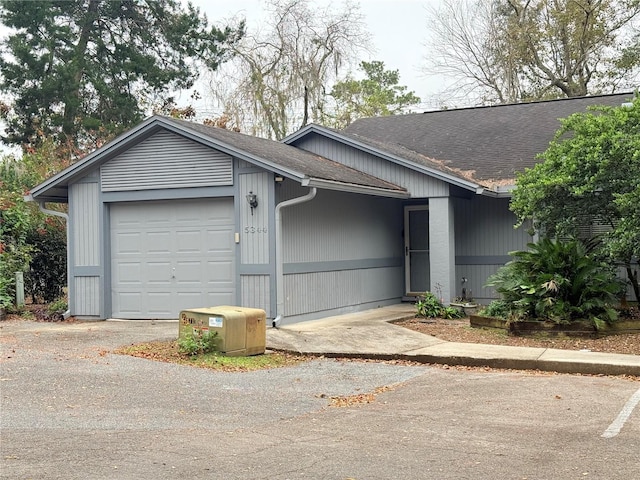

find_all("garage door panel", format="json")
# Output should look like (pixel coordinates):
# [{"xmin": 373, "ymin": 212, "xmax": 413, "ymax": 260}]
[
  {"xmin": 111, "ymin": 198, "xmax": 235, "ymax": 319},
  {"xmin": 113, "ymin": 232, "xmax": 143, "ymax": 254},
  {"xmin": 114, "ymin": 292, "xmax": 142, "ymax": 316},
  {"xmin": 175, "ymin": 230, "xmax": 203, "ymax": 253},
  {"xmin": 206, "ymin": 260, "xmax": 233, "ymax": 282},
  {"xmin": 116, "ymin": 263, "xmax": 142, "ymax": 285}
]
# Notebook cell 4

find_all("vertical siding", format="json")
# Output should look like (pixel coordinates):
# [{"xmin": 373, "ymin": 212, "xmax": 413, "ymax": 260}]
[
  {"xmin": 454, "ymin": 195, "xmax": 532, "ymax": 302},
  {"xmin": 69, "ymin": 181, "xmax": 101, "ymax": 316},
  {"xmin": 282, "ymin": 187, "xmax": 403, "ymax": 263},
  {"xmin": 294, "ymin": 134, "xmax": 449, "ymax": 198},
  {"xmin": 73, "ymin": 277, "xmax": 100, "ymax": 316},
  {"xmin": 240, "ymin": 275, "xmax": 270, "ymax": 312},
  {"xmin": 101, "ymin": 130, "xmax": 233, "ymax": 191},
  {"xmin": 280, "ymin": 186, "xmax": 404, "ymax": 317},
  {"xmin": 455, "ymin": 196, "xmax": 530, "ymax": 256},
  {"xmin": 239, "ymin": 172, "xmax": 270, "ymax": 264},
  {"xmin": 71, "ymin": 182, "xmax": 100, "ymax": 266},
  {"xmin": 285, "ymin": 267, "xmax": 403, "ymax": 316}
]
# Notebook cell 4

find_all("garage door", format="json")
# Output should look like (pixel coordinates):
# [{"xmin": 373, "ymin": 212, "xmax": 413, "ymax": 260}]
[{"xmin": 110, "ymin": 198, "xmax": 235, "ymax": 319}]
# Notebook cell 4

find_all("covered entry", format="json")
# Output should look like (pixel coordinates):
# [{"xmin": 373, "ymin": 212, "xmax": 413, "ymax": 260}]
[{"xmin": 110, "ymin": 197, "xmax": 235, "ymax": 319}]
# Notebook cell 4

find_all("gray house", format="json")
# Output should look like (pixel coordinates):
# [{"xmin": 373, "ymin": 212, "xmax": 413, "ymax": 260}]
[{"xmin": 28, "ymin": 93, "xmax": 634, "ymax": 324}]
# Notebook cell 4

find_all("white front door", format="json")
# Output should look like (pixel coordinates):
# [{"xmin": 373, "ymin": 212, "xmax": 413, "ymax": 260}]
[
  {"xmin": 110, "ymin": 198, "xmax": 235, "ymax": 319},
  {"xmin": 404, "ymin": 205, "xmax": 430, "ymax": 295}
]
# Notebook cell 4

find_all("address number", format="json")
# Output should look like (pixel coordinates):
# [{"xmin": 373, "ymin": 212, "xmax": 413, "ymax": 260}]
[{"xmin": 244, "ymin": 226, "xmax": 267, "ymax": 234}]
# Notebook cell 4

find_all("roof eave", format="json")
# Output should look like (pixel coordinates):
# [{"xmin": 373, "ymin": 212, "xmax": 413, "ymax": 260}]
[{"xmin": 301, "ymin": 177, "xmax": 410, "ymax": 199}]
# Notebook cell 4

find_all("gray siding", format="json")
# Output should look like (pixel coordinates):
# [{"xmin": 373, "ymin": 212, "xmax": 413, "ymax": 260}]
[
  {"xmin": 454, "ymin": 195, "xmax": 531, "ymax": 302},
  {"xmin": 241, "ymin": 275, "xmax": 271, "ymax": 313},
  {"xmin": 101, "ymin": 130, "xmax": 233, "ymax": 192},
  {"xmin": 239, "ymin": 171, "xmax": 270, "ymax": 264},
  {"xmin": 69, "ymin": 181, "xmax": 102, "ymax": 317},
  {"xmin": 293, "ymin": 134, "xmax": 449, "ymax": 198},
  {"xmin": 285, "ymin": 267, "xmax": 403, "ymax": 318},
  {"xmin": 280, "ymin": 183, "xmax": 404, "ymax": 320},
  {"xmin": 73, "ymin": 277, "xmax": 101, "ymax": 316},
  {"xmin": 71, "ymin": 182, "xmax": 100, "ymax": 266}
]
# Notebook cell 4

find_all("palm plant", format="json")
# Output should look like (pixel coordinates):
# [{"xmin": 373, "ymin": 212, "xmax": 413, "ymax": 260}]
[{"xmin": 485, "ymin": 238, "xmax": 624, "ymax": 329}]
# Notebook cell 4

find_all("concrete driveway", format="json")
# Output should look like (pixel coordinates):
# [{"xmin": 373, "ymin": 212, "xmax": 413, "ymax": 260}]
[{"xmin": 1, "ymin": 320, "xmax": 639, "ymax": 479}]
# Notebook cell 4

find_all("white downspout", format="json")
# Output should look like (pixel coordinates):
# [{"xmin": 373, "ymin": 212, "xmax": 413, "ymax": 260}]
[
  {"xmin": 272, "ymin": 187, "xmax": 317, "ymax": 327},
  {"xmin": 38, "ymin": 202, "xmax": 71, "ymax": 319}
]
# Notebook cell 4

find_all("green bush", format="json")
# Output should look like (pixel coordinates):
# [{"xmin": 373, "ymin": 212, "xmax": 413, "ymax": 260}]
[
  {"xmin": 479, "ymin": 300, "xmax": 511, "ymax": 319},
  {"xmin": 485, "ymin": 238, "xmax": 624, "ymax": 329},
  {"xmin": 416, "ymin": 292, "xmax": 464, "ymax": 319},
  {"xmin": 178, "ymin": 329, "xmax": 221, "ymax": 356},
  {"xmin": 25, "ymin": 220, "xmax": 67, "ymax": 303}
]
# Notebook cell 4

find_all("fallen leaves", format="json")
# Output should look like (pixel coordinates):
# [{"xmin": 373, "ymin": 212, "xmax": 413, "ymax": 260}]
[{"xmin": 324, "ymin": 385, "xmax": 395, "ymax": 408}]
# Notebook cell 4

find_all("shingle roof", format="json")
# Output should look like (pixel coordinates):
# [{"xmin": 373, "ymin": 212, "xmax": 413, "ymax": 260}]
[{"xmin": 345, "ymin": 93, "xmax": 635, "ymax": 185}]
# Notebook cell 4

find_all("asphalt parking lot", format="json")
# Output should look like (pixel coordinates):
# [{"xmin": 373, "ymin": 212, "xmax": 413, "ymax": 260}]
[{"xmin": 1, "ymin": 320, "xmax": 639, "ymax": 480}]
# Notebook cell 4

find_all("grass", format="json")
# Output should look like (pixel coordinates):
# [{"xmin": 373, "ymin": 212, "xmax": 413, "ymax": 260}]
[{"xmin": 114, "ymin": 340, "xmax": 307, "ymax": 372}]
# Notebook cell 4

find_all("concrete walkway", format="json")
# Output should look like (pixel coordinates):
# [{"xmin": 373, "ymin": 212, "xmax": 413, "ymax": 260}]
[{"xmin": 267, "ymin": 304, "xmax": 640, "ymax": 376}]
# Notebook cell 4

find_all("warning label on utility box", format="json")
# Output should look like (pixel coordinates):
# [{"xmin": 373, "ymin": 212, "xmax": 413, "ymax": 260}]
[{"xmin": 209, "ymin": 316, "xmax": 223, "ymax": 328}]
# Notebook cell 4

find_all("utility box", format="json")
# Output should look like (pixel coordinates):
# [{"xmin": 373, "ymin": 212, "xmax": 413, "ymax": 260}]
[{"xmin": 179, "ymin": 306, "xmax": 266, "ymax": 356}]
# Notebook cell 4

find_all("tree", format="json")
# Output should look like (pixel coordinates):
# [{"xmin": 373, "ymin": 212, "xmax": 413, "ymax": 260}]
[
  {"xmin": 327, "ymin": 60, "xmax": 421, "ymax": 128},
  {"xmin": 425, "ymin": 0, "xmax": 640, "ymax": 105},
  {"xmin": 0, "ymin": 0, "xmax": 244, "ymax": 149},
  {"xmin": 206, "ymin": 0, "xmax": 370, "ymax": 140},
  {"xmin": 510, "ymin": 93, "xmax": 640, "ymax": 301}
]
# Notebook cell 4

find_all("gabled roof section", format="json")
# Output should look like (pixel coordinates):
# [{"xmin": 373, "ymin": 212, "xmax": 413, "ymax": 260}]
[
  {"xmin": 28, "ymin": 115, "xmax": 408, "ymax": 203},
  {"xmin": 284, "ymin": 123, "xmax": 485, "ymax": 194},
  {"xmin": 344, "ymin": 92, "xmax": 635, "ymax": 186}
]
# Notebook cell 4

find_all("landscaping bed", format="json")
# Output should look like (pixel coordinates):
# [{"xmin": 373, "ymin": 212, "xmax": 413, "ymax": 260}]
[{"xmin": 396, "ymin": 315, "xmax": 640, "ymax": 356}]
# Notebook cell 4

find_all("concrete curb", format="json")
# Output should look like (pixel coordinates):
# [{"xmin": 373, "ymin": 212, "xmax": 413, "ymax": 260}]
[{"xmin": 267, "ymin": 347, "xmax": 640, "ymax": 376}]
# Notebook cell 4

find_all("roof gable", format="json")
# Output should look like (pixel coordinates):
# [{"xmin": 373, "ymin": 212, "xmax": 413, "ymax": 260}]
[{"xmin": 29, "ymin": 115, "xmax": 408, "ymax": 202}]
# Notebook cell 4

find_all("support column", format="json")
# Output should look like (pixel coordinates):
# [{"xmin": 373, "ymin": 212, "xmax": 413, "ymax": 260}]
[{"xmin": 429, "ymin": 197, "xmax": 456, "ymax": 305}]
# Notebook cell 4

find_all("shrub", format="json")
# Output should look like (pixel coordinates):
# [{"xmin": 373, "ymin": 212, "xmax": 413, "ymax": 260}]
[
  {"xmin": 25, "ymin": 220, "xmax": 67, "ymax": 303},
  {"xmin": 178, "ymin": 329, "xmax": 221, "ymax": 356},
  {"xmin": 479, "ymin": 300, "xmax": 511, "ymax": 319},
  {"xmin": 416, "ymin": 292, "xmax": 464, "ymax": 319},
  {"xmin": 485, "ymin": 238, "xmax": 624, "ymax": 329}
]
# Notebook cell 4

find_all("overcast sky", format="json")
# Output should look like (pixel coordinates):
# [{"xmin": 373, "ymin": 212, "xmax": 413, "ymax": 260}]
[{"xmin": 185, "ymin": 0, "xmax": 448, "ymax": 112}]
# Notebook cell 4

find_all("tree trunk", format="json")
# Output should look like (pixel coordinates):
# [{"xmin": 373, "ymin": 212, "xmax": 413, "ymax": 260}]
[
  {"xmin": 626, "ymin": 265, "xmax": 640, "ymax": 303},
  {"xmin": 61, "ymin": 0, "xmax": 100, "ymax": 143}
]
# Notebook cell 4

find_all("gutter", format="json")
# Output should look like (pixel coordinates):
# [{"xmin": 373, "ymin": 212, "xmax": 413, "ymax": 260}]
[
  {"xmin": 272, "ymin": 187, "xmax": 317, "ymax": 327},
  {"xmin": 37, "ymin": 201, "xmax": 71, "ymax": 319}
]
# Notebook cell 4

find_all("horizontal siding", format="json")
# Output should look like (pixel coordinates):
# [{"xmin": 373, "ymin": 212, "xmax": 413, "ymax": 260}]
[
  {"xmin": 73, "ymin": 276, "xmax": 100, "ymax": 316},
  {"xmin": 284, "ymin": 267, "xmax": 403, "ymax": 316},
  {"xmin": 294, "ymin": 135, "xmax": 449, "ymax": 198},
  {"xmin": 70, "ymin": 182, "xmax": 100, "ymax": 267},
  {"xmin": 240, "ymin": 275, "xmax": 271, "ymax": 313},
  {"xmin": 101, "ymin": 130, "xmax": 232, "ymax": 192}
]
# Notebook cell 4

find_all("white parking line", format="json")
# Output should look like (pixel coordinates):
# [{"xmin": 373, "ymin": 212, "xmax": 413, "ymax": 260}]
[{"xmin": 602, "ymin": 387, "xmax": 640, "ymax": 438}]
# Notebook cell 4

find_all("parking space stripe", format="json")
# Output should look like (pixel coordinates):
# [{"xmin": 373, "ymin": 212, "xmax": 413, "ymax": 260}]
[{"xmin": 602, "ymin": 387, "xmax": 640, "ymax": 438}]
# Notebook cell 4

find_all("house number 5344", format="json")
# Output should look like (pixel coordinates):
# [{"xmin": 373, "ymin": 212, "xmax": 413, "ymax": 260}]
[{"xmin": 244, "ymin": 226, "xmax": 267, "ymax": 234}]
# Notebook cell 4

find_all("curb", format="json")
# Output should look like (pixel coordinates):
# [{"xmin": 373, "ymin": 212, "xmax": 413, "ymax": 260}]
[{"xmin": 267, "ymin": 347, "xmax": 640, "ymax": 377}]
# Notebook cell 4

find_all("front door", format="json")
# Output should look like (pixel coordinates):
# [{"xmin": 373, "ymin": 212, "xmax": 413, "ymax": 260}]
[{"xmin": 404, "ymin": 205, "xmax": 430, "ymax": 295}]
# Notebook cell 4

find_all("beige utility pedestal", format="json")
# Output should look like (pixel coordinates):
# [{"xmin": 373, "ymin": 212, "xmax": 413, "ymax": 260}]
[{"xmin": 179, "ymin": 306, "xmax": 266, "ymax": 356}]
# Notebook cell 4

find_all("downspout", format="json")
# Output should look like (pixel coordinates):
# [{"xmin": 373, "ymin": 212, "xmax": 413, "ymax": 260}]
[
  {"xmin": 272, "ymin": 187, "xmax": 317, "ymax": 327},
  {"xmin": 38, "ymin": 202, "xmax": 71, "ymax": 319}
]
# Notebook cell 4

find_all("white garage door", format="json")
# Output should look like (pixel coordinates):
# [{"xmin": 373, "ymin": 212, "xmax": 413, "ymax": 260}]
[{"xmin": 110, "ymin": 198, "xmax": 235, "ymax": 319}]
